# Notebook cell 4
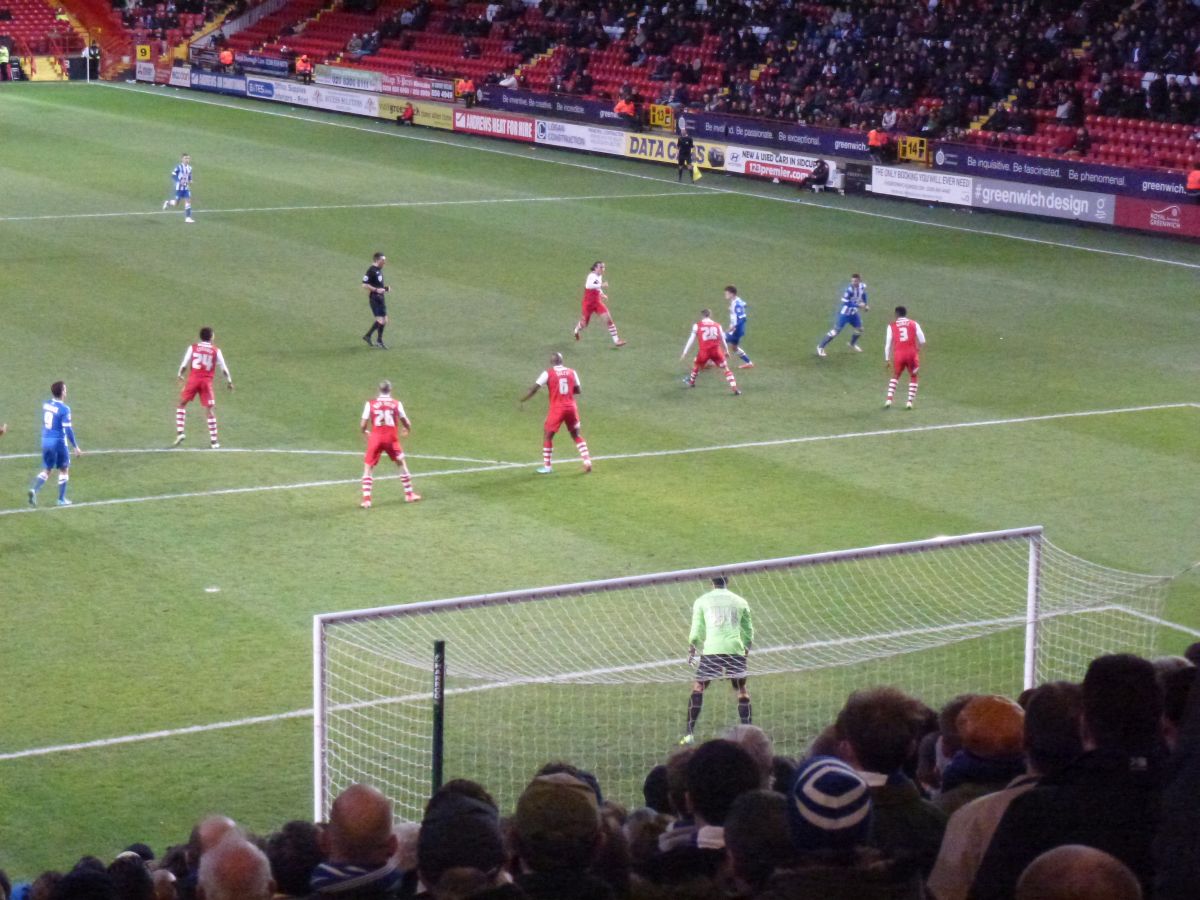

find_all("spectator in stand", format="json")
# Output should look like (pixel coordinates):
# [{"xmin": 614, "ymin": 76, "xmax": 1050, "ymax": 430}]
[
  {"xmin": 346, "ymin": 33, "xmax": 363, "ymax": 57},
  {"xmin": 459, "ymin": 76, "xmax": 477, "ymax": 107},
  {"xmin": 513, "ymin": 773, "xmax": 613, "ymax": 900},
  {"xmin": 265, "ymin": 821, "xmax": 324, "ymax": 898},
  {"xmin": 867, "ymin": 126, "xmax": 889, "ymax": 162},
  {"xmin": 833, "ymin": 687, "xmax": 947, "ymax": 876},
  {"xmin": 1159, "ymin": 662, "xmax": 1194, "ymax": 754},
  {"xmin": 935, "ymin": 695, "xmax": 1026, "ymax": 817},
  {"xmin": 295, "ymin": 54, "xmax": 312, "ymax": 84},
  {"xmin": 1155, "ymin": 662, "xmax": 1200, "ymax": 899},
  {"xmin": 107, "ymin": 854, "xmax": 154, "ymax": 900},
  {"xmin": 723, "ymin": 790, "xmax": 794, "ymax": 895},
  {"xmin": 757, "ymin": 756, "xmax": 924, "ymax": 899},
  {"xmin": 928, "ymin": 681, "xmax": 1084, "ymax": 900},
  {"xmin": 641, "ymin": 740, "xmax": 760, "ymax": 889},
  {"xmin": 971, "ymin": 654, "xmax": 1166, "ymax": 899},
  {"xmin": 614, "ymin": 96, "xmax": 638, "ymax": 130},
  {"xmin": 642, "ymin": 764, "xmax": 670, "ymax": 814},
  {"xmin": 498, "ymin": 71, "xmax": 519, "ymax": 89},
  {"xmin": 1015, "ymin": 846, "xmax": 1142, "ymax": 900},
  {"xmin": 1062, "ymin": 127, "xmax": 1092, "ymax": 157},
  {"xmin": 417, "ymin": 792, "xmax": 512, "ymax": 897},
  {"xmin": 179, "ymin": 815, "xmax": 238, "ymax": 900},
  {"xmin": 47, "ymin": 867, "xmax": 115, "ymax": 899},
  {"xmin": 310, "ymin": 784, "xmax": 404, "ymax": 898},
  {"xmin": 197, "ymin": 838, "xmax": 274, "ymax": 900},
  {"xmin": 1187, "ymin": 166, "xmax": 1200, "ymax": 203},
  {"xmin": 722, "ymin": 724, "xmax": 774, "ymax": 787},
  {"xmin": 798, "ymin": 158, "xmax": 830, "ymax": 192}
]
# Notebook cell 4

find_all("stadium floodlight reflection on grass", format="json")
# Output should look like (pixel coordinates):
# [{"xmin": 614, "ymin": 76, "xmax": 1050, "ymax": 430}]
[{"xmin": 313, "ymin": 526, "xmax": 1170, "ymax": 820}]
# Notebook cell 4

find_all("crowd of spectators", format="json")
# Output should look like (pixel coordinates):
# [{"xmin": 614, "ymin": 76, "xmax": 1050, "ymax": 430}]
[
  {"xmin": 3, "ymin": 647, "xmax": 1198, "ymax": 900},
  {"xmin": 115, "ymin": 0, "xmax": 226, "ymax": 34},
  {"xmin": 380, "ymin": 0, "xmax": 1198, "ymax": 155}
]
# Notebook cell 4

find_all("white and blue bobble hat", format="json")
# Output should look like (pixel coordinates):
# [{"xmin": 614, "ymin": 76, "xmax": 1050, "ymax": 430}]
[{"xmin": 788, "ymin": 755, "xmax": 873, "ymax": 852}]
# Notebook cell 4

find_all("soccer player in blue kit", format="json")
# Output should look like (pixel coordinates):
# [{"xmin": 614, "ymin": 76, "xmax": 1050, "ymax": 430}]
[
  {"xmin": 162, "ymin": 153, "xmax": 194, "ymax": 223},
  {"xmin": 29, "ymin": 381, "xmax": 82, "ymax": 507},
  {"xmin": 817, "ymin": 273, "xmax": 869, "ymax": 356},
  {"xmin": 724, "ymin": 285, "xmax": 754, "ymax": 369}
]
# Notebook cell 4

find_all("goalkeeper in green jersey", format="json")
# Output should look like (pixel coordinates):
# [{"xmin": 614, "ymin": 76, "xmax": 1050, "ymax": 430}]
[{"xmin": 680, "ymin": 576, "xmax": 754, "ymax": 745}]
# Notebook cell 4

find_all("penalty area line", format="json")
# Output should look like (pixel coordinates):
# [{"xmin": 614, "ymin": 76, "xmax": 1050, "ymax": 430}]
[
  {"xmin": 0, "ymin": 401, "xmax": 1192, "ymax": 517},
  {"xmin": 0, "ymin": 461, "xmax": 525, "ymax": 517},
  {"xmin": 0, "ymin": 447, "xmax": 512, "ymax": 465}
]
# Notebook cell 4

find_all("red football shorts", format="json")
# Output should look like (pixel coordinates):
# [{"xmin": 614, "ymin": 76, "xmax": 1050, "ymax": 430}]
[
  {"xmin": 580, "ymin": 296, "xmax": 609, "ymax": 324},
  {"xmin": 179, "ymin": 378, "xmax": 215, "ymax": 408},
  {"xmin": 893, "ymin": 353, "xmax": 920, "ymax": 378},
  {"xmin": 365, "ymin": 437, "xmax": 404, "ymax": 466},
  {"xmin": 545, "ymin": 406, "xmax": 580, "ymax": 434},
  {"xmin": 694, "ymin": 346, "xmax": 727, "ymax": 369}
]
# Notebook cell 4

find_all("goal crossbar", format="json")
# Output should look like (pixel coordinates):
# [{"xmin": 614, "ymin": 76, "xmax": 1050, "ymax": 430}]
[{"xmin": 315, "ymin": 526, "xmax": 1045, "ymax": 628}]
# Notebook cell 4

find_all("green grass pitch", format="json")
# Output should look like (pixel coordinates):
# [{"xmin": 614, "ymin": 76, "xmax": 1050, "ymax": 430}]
[{"xmin": 1, "ymin": 82, "xmax": 1198, "ymax": 877}]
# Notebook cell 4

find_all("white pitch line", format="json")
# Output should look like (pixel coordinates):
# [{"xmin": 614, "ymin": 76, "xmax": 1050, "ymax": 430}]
[
  {"xmin": 52, "ymin": 82, "xmax": 1200, "ymax": 271},
  {"xmin": 0, "ymin": 447, "xmax": 511, "ymax": 465},
  {"xmin": 591, "ymin": 401, "xmax": 1200, "ymax": 462},
  {"xmin": 0, "ymin": 191, "xmax": 709, "ymax": 224},
  {"xmin": 0, "ymin": 460, "xmax": 525, "ymax": 517},
  {"xmin": 0, "ymin": 402, "xmax": 1193, "ymax": 518},
  {"xmin": 0, "ymin": 602, "xmax": 1172, "ymax": 762}
]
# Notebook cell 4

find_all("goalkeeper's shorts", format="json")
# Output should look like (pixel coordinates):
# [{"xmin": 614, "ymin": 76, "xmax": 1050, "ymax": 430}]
[{"xmin": 696, "ymin": 653, "xmax": 748, "ymax": 681}]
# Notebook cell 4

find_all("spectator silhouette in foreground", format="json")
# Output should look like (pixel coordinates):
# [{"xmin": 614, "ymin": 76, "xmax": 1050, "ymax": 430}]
[
  {"xmin": 513, "ymin": 772, "xmax": 613, "ymax": 899},
  {"xmin": 1014, "ymin": 845, "xmax": 1141, "ymax": 900},
  {"xmin": 928, "ymin": 681, "xmax": 1083, "ymax": 900},
  {"xmin": 311, "ymin": 785, "xmax": 404, "ymax": 898},
  {"xmin": 197, "ymin": 837, "xmax": 274, "ymax": 900},
  {"xmin": 970, "ymin": 654, "xmax": 1164, "ymax": 899}
]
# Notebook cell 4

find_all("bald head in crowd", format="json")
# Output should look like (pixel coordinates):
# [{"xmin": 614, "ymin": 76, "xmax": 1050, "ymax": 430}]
[
  {"xmin": 1015, "ymin": 845, "xmax": 1142, "ymax": 900},
  {"xmin": 197, "ymin": 837, "xmax": 275, "ymax": 900},
  {"xmin": 324, "ymin": 784, "xmax": 399, "ymax": 866},
  {"xmin": 194, "ymin": 815, "xmax": 237, "ymax": 853}
]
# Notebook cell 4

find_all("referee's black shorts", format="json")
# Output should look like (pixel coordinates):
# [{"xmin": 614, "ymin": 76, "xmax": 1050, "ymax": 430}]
[
  {"xmin": 678, "ymin": 149, "xmax": 693, "ymax": 166},
  {"xmin": 369, "ymin": 295, "xmax": 388, "ymax": 317},
  {"xmin": 696, "ymin": 653, "xmax": 748, "ymax": 681}
]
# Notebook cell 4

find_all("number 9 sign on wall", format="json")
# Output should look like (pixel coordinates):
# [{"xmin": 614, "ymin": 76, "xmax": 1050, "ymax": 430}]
[{"xmin": 136, "ymin": 45, "xmax": 152, "ymax": 61}]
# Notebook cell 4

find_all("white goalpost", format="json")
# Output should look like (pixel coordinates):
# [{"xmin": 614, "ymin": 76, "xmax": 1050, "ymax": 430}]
[{"xmin": 312, "ymin": 526, "xmax": 1170, "ymax": 821}]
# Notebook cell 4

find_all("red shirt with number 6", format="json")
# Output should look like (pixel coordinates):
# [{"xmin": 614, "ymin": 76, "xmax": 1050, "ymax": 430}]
[{"xmin": 536, "ymin": 365, "xmax": 581, "ymax": 433}]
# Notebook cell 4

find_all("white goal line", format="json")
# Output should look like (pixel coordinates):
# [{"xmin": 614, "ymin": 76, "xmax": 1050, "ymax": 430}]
[
  {"xmin": 2, "ymin": 602, "xmax": 1188, "ymax": 763},
  {"xmin": 0, "ymin": 402, "xmax": 1194, "ymax": 518}
]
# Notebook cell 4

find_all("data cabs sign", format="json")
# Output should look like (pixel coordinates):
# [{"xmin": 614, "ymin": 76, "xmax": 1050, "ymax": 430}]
[{"xmin": 623, "ymin": 134, "xmax": 726, "ymax": 170}]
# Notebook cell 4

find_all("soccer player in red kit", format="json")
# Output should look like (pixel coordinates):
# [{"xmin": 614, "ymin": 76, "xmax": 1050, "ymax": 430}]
[
  {"xmin": 174, "ymin": 326, "xmax": 233, "ymax": 448},
  {"xmin": 884, "ymin": 305, "xmax": 926, "ymax": 409},
  {"xmin": 680, "ymin": 309, "xmax": 741, "ymax": 395},
  {"xmin": 360, "ymin": 380, "xmax": 420, "ymax": 507},
  {"xmin": 519, "ymin": 351, "xmax": 592, "ymax": 474},
  {"xmin": 573, "ymin": 261, "xmax": 626, "ymax": 347}
]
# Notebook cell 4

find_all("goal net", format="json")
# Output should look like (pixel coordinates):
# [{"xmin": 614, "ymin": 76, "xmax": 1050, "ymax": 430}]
[{"xmin": 313, "ymin": 527, "xmax": 1169, "ymax": 821}]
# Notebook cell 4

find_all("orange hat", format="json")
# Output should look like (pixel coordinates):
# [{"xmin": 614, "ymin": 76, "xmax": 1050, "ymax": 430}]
[{"xmin": 956, "ymin": 695, "xmax": 1025, "ymax": 758}]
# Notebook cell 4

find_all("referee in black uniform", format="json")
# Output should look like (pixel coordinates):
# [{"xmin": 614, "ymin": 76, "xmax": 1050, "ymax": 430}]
[
  {"xmin": 676, "ymin": 129, "xmax": 695, "ymax": 182},
  {"xmin": 362, "ymin": 252, "xmax": 391, "ymax": 349}
]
